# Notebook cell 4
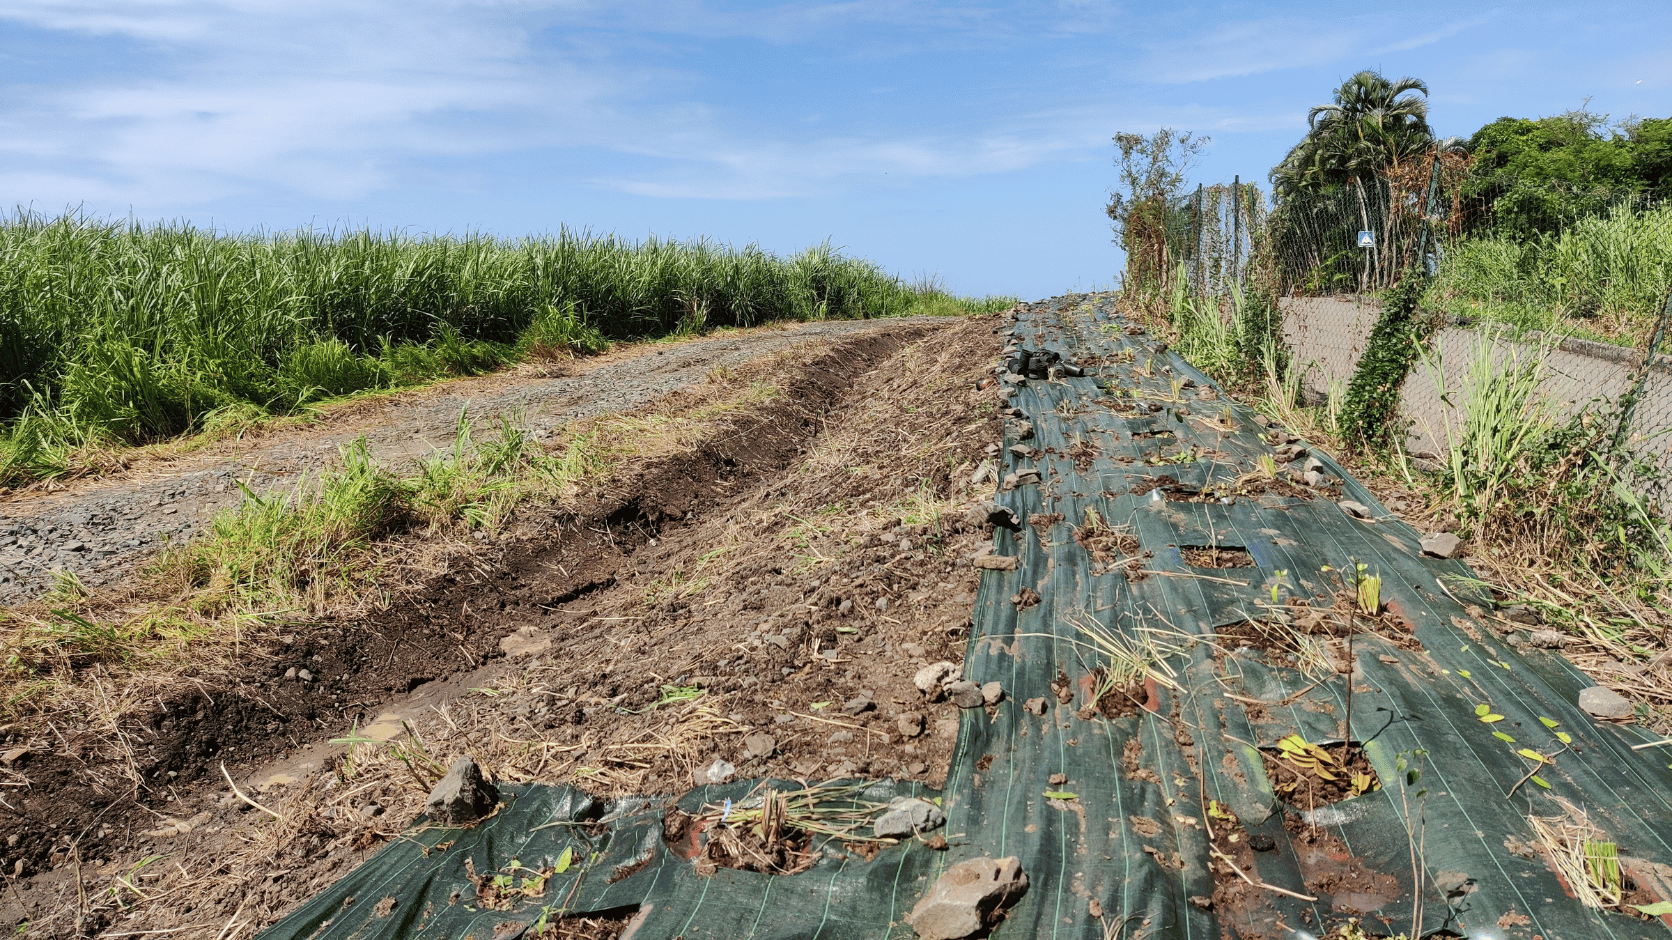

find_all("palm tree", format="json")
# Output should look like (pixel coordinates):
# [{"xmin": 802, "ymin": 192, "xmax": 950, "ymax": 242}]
[
  {"xmin": 1271, "ymin": 71, "xmax": 1456, "ymax": 289},
  {"xmin": 1272, "ymin": 71, "xmax": 1435, "ymax": 198}
]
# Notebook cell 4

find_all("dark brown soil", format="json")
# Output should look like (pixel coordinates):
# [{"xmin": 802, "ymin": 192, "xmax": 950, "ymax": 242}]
[
  {"xmin": 1076, "ymin": 522, "xmax": 1148, "ymax": 578},
  {"xmin": 1082, "ymin": 670, "xmax": 1148, "ymax": 719},
  {"xmin": 1262, "ymin": 740, "xmax": 1379, "ymax": 808},
  {"xmin": 1064, "ymin": 437, "xmax": 1100, "ymax": 470},
  {"xmin": 2, "ymin": 315, "xmax": 1004, "ymax": 938},
  {"xmin": 1181, "ymin": 545, "xmax": 1255, "ymax": 568}
]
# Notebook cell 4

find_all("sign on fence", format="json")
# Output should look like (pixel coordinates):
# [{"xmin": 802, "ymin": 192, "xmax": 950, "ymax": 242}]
[{"xmin": 1357, "ymin": 230, "xmax": 1376, "ymax": 249}]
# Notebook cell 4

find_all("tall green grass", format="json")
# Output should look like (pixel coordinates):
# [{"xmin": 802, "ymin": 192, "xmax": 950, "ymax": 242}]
[
  {"xmin": 1426, "ymin": 202, "xmax": 1672, "ymax": 344},
  {"xmin": 0, "ymin": 211, "xmax": 994, "ymax": 482}
]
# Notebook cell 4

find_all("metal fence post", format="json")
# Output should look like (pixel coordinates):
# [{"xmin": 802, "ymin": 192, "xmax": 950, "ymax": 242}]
[
  {"xmin": 1231, "ymin": 175, "xmax": 1242, "ymax": 292},
  {"xmin": 1415, "ymin": 153, "xmax": 1443, "ymax": 279}
]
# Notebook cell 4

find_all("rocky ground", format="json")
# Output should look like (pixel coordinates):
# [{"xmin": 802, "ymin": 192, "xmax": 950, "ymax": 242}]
[{"xmin": 0, "ymin": 311, "xmax": 1013, "ymax": 938}]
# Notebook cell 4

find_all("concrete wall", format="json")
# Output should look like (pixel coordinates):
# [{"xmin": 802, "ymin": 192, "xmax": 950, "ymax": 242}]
[{"xmin": 1277, "ymin": 295, "xmax": 1671, "ymax": 490}]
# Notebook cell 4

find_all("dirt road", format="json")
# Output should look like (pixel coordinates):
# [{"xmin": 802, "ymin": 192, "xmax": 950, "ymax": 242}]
[{"xmin": 0, "ymin": 316, "xmax": 939, "ymax": 603}]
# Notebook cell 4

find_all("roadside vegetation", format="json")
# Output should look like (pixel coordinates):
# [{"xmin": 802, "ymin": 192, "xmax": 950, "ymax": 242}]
[
  {"xmin": 1109, "ymin": 75, "xmax": 1672, "ymax": 728},
  {"xmin": 0, "ymin": 211, "xmax": 1011, "ymax": 486},
  {"xmin": 1425, "ymin": 202, "xmax": 1672, "ymax": 344},
  {"xmin": 0, "ymin": 355, "xmax": 792, "ymax": 725}
]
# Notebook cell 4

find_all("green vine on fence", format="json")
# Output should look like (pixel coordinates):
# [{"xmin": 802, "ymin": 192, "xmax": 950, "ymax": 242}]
[{"xmin": 1339, "ymin": 272, "xmax": 1437, "ymax": 451}]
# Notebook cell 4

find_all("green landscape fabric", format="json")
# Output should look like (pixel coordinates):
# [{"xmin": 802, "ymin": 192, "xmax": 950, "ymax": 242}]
[
  {"xmin": 259, "ymin": 294, "xmax": 1672, "ymax": 940},
  {"xmin": 256, "ymin": 778, "xmax": 942, "ymax": 940}
]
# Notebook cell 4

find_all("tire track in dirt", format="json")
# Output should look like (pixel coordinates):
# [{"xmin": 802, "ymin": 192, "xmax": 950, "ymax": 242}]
[
  {"xmin": 0, "ymin": 313, "xmax": 1009, "ymax": 938},
  {"xmin": 0, "ymin": 316, "xmax": 944, "ymax": 604}
]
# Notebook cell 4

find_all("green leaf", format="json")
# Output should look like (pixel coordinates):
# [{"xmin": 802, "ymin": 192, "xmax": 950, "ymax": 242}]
[
  {"xmin": 1539, "ymin": 716, "xmax": 1559, "ymax": 728},
  {"xmin": 1632, "ymin": 901, "xmax": 1672, "ymax": 916},
  {"xmin": 1517, "ymin": 748, "xmax": 1547, "ymax": 763},
  {"xmin": 1475, "ymin": 704, "xmax": 1492, "ymax": 717},
  {"xmin": 1531, "ymin": 775, "xmax": 1551, "ymax": 789},
  {"xmin": 1479, "ymin": 713, "xmax": 1505, "ymax": 723},
  {"xmin": 1043, "ymin": 790, "xmax": 1078, "ymax": 800},
  {"xmin": 555, "ymin": 847, "xmax": 574, "ymax": 874},
  {"xmin": 810, "ymin": 702, "xmax": 830, "ymax": 710},
  {"xmin": 1556, "ymin": 731, "xmax": 1572, "ymax": 744},
  {"xmin": 1493, "ymin": 731, "xmax": 1517, "ymax": 743},
  {"xmin": 1458, "ymin": 669, "xmax": 1472, "ymax": 678}
]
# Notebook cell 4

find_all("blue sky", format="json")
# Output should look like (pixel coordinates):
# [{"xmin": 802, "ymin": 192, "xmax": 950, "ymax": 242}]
[{"xmin": 1, "ymin": 1, "xmax": 1668, "ymax": 300}]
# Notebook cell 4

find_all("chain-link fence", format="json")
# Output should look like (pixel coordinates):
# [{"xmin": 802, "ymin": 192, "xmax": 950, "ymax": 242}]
[
  {"xmin": 1174, "ymin": 179, "xmax": 1267, "ymax": 298},
  {"xmin": 1264, "ymin": 173, "xmax": 1672, "ymax": 513}
]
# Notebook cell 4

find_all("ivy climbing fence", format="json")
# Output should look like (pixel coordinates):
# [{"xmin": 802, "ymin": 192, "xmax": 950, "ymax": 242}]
[{"xmin": 1264, "ymin": 171, "xmax": 1672, "ymax": 518}]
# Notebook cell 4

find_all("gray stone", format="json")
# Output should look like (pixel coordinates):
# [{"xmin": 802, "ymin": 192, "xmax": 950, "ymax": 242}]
[
  {"xmin": 874, "ymin": 796, "xmax": 947, "ymax": 838},
  {"xmin": 1303, "ymin": 470, "xmax": 1328, "ymax": 488},
  {"xmin": 980, "ymin": 682, "xmax": 1004, "ymax": 706},
  {"xmin": 945, "ymin": 680, "xmax": 985, "ymax": 709},
  {"xmin": 967, "ymin": 501, "xmax": 1019, "ymax": 530},
  {"xmin": 743, "ymin": 733, "xmax": 777, "ymax": 760},
  {"xmin": 914, "ymin": 661, "xmax": 961, "ymax": 695},
  {"xmin": 1302, "ymin": 456, "xmax": 1325, "ymax": 474},
  {"xmin": 1578, "ymin": 686, "xmax": 1634, "ymax": 720},
  {"xmin": 969, "ymin": 460, "xmax": 998, "ymax": 487},
  {"xmin": 896, "ymin": 712, "xmax": 925, "ymax": 737},
  {"xmin": 907, "ymin": 856, "xmax": 1029, "ymax": 940},
  {"xmin": 842, "ymin": 696, "xmax": 875, "ymax": 716},
  {"xmin": 1420, "ymin": 532, "xmax": 1463, "ymax": 558},
  {"xmin": 424, "ymin": 757, "xmax": 500, "ymax": 826},
  {"xmin": 695, "ymin": 758, "xmax": 736, "ymax": 785},
  {"xmin": 297, "ymin": 668, "xmax": 314, "ymax": 682},
  {"xmin": 1023, "ymin": 697, "xmax": 1048, "ymax": 716},
  {"xmin": 1529, "ymin": 629, "xmax": 1567, "ymax": 649},
  {"xmin": 1338, "ymin": 500, "xmax": 1372, "ymax": 519}
]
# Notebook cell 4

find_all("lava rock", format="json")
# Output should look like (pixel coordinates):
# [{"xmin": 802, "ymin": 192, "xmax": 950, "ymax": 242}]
[
  {"xmin": 1578, "ymin": 686, "xmax": 1634, "ymax": 720},
  {"xmin": 842, "ymin": 696, "xmax": 875, "ymax": 716},
  {"xmin": 1420, "ymin": 532, "xmax": 1463, "ymax": 558},
  {"xmin": 944, "ymin": 680, "xmax": 985, "ymax": 709},
  {"xmin": 967, "ymin": 501, "xmax": 1020, "ymax": 530},
  {"xmin": 874, "ymin": 796, "xmax": 947, "ymax": 839},
  {"xmin": 907, "ymin": 856, "xmax": 1029, "ymax": 940},
  {"xmin": 1338, "ymin": 500, "xmax": 1372, "ymax": 519},
  {"xmin": 424, "ymin": 757, "xmax": 499, "ymax": 827}
]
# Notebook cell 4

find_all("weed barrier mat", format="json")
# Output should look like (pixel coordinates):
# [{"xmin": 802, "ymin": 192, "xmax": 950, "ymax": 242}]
[{"xmin": 259, "ymin": 295, "xmax": 1672, "ymax": 940}]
